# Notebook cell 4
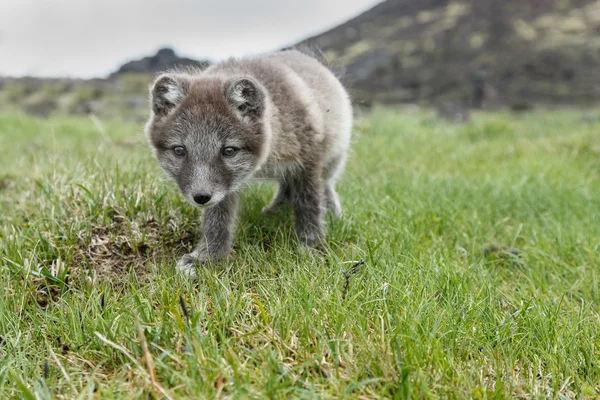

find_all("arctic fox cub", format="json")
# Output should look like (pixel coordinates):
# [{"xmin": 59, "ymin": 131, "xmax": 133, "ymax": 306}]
[{"xmin": 145, "ymin": 50, "xmax": 353, "ymax": 275}]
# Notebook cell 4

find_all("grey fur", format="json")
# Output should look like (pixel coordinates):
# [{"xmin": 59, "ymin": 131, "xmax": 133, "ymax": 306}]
[{"xmin": 145, "ymin": 50, "xmax": 353, "ymax": 276}]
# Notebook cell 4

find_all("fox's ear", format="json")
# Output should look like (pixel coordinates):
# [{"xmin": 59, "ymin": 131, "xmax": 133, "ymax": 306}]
[
  {"xmin": 150, "ymin": 74, "xmax": 188, "ymax": 116},
  {"xmin": 225, "ymin": 77, "xmax": 265, "ymax": 119}
]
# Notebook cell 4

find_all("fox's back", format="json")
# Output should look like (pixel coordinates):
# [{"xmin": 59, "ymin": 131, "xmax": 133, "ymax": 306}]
[{"xmin": 202, "ymin": 50, "xmax": 353, "ymax": 169}]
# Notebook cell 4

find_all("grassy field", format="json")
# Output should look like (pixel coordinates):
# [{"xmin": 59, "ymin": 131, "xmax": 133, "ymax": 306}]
[{"xmin": 0, "ymin": 108, "xmax": 599, "ymax": 398}]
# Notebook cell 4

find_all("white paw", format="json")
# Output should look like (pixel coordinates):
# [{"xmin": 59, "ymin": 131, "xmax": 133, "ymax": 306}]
[
  {"xmin": 297, "ymin": 240, "xmax": 321, "ymax": 255},
  {"xmin": 262, "ymin": 203, "xmax": 282, "ymax": 214},
  {"xmin": 328, "ymin": 199, "xmax": 342, "ymax": 218},
  {"xmin": 177, "ymin": 251, "xmax": 199, "ymax": 278}
]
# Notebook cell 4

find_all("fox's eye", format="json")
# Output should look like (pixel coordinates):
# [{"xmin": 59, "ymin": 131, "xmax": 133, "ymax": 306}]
[
  {"xmin": 173, "ymin": 146, "xmax": 186, "ymax": 157},
  {"xmin": 222, "ymin": 147, "xmax": 238, "ymax": 157}
]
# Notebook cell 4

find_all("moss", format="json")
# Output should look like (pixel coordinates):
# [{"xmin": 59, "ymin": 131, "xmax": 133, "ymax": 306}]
[
  {"xmin": 470, "ymin": 33, "xmax": 486, "ymax": 49},
  {"xmin": 417, "ymin": 10, "xmax": 439, "ymax": 24},
  {"xmin": 345, "ymin": 41, "xmax": 372, "ymax": 59},
  {"xmin": 513, "ymin": 20, "xmax": 538, "ymax": 41},
  {"xmin": 398, "ymin": 16, "xmax": 413, "ymax": 29},
  {"xmin": 561, "ymin": 15, "xmax": 587, "ymax": 33},
  {"xmin": 446, "ymin": 2, "xmax": 471, "ymax": 19},
  {"xmin": 423, "ymin": 38, "xmax": 437, "ymax": 52}
]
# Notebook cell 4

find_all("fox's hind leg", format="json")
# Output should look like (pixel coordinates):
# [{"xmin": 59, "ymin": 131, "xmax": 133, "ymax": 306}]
[
  {"xmin": 324, "ymin": 182, "xmax": 342, "ymax": 217},
  {"xmin": 323, "ymin": 153, "xmax": 346, "ymax": 217},
  {"xmin": 262, "ymin": 182, "xmax": 291, "ymax": 213}
]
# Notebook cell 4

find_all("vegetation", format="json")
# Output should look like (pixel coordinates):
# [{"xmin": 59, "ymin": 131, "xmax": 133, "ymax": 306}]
[
  {"xmin": 0, "ymin": 74, "xmax": 152, "ymax": 120},
  {"xmin": 0, "ymin": 109, "xmax": 599, "ymax": 398}
]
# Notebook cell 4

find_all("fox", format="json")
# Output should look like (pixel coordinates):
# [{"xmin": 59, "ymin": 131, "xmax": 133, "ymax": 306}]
[{"xmin": 144, "ymin": 49, "xmax": 353, "ymax": 276}]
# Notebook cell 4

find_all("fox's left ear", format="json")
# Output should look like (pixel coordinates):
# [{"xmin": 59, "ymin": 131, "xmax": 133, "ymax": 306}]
[
  {"xmin": 225, "ymin": 77, "xmax": 265, "ymax": 119},
  {"xmin": 150, "ymin": 74, "xmax": 189, "ymax": 116}
]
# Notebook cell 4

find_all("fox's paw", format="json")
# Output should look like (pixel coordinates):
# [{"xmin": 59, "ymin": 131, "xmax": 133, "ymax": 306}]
[
  {"xmin": 177, "ymin": 251, "xmax": 200, "ymax": 278},
  {"xmin": 261, "ymin": 204, "xmax": 280, "ymax": 214}
]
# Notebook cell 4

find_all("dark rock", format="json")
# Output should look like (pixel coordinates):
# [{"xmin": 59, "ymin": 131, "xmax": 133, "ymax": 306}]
[
  {"xmin": 510, "ymin": 103, "xmax": 534, "ymax": 113},
  {"xmin": 111, "ymin": 48, "xmax": 209, "ymax": 76},
  {"xmin": 436, "ymin": 102, "xmax": 470, "ymax": 124}
]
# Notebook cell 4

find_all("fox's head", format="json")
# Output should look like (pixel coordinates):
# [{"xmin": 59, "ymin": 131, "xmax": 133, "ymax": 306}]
[{"xmin": 145, "ymin": 73, "xmax": 271, "ymax": 207}]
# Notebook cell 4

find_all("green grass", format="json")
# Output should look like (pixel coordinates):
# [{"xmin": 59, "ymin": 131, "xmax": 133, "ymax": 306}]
[{"xmin": 1, "ymin": 109, "xmax": 599, "ymax": 398}]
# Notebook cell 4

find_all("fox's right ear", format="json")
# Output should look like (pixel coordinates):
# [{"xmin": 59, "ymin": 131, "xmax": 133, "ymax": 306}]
[{"xmin": 150, "ymin": 74, "xmax": 188, "ymax": 116}]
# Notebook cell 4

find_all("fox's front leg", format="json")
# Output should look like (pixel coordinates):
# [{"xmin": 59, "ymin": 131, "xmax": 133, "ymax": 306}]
[
  {"xmin": 178, "ymin": 193, "xmax": 240, "ymax": 276},
  {"xmin": 290, "ymin": 168, "xmax": 325, "ymax": 249}
]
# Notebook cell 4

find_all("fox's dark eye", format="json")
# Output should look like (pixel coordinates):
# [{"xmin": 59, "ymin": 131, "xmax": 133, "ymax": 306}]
[
  {"xmin": 173, "ymin": 146, "xmax": 186, "ymax": 157},
  {"xmin": 222, "ymin": 147, "xmax": 238, "ymax": 157}
]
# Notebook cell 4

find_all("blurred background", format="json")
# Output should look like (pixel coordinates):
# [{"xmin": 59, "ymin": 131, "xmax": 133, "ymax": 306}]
[{"xmin": 1, "ymin": 0, "xmax": 599, "ymax": 120}]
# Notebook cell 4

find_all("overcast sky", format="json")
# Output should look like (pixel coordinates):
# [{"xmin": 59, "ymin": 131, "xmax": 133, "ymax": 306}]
[{"xmin": 0, "ymin": 0, "xmax": 381, "ymax": 78}]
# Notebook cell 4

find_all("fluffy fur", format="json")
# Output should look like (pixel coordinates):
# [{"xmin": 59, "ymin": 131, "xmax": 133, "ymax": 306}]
[{"xmin": 145, "ymin": 49, "xmax": 353, "ymax": 276}]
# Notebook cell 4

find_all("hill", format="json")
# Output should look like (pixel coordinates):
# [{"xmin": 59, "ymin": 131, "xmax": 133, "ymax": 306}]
[{"xmin": 300, "ymin": 0, "xmax": 600, "ymax": 106}]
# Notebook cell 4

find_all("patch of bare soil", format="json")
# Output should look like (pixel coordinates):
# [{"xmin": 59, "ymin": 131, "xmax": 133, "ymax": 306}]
[
  {"xmin": 71, "ymin": 208, "xmax": 196, "ymax": 282},
  {"xmin": 0, "ymin": 174, "xmax": 14, "ymax": 191}
]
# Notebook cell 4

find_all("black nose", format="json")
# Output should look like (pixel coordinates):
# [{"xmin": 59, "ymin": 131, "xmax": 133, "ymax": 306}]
[{"xmin": 193, "ymin": 193, "xmax": 212, "ymax": 205}]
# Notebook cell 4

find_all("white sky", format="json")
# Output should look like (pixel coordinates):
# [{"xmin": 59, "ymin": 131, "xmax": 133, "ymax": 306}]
[{"xmin": 0, "ymin": 0, "xmax": 381, "ymax": 78}]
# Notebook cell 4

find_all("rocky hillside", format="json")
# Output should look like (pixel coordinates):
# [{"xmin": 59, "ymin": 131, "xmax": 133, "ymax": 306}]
[{"xmin": 300, "ymin": 0, "xmax": 600, "ymax": 106}]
